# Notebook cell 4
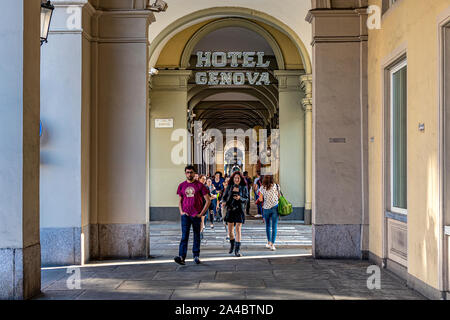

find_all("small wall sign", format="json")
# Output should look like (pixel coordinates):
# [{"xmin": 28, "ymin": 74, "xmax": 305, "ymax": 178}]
[
  {"xmin": 155, "ymin": 118, "xmax": 174, "ymax": 128},
  {"xmin": 329, "ymin": 138, "xmax": 346, "ymax": 143}
]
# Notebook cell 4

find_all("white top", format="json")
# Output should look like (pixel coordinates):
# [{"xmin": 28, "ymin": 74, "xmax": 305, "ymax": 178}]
[{"xmin": 260, "ymin": 184, "xmax": 280, "ymax": 209}]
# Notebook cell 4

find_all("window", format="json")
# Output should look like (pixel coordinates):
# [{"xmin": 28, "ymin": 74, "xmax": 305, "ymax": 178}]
[{"xmin": 390, "ymin": 60, "xmax": 407, "ymax": 214}]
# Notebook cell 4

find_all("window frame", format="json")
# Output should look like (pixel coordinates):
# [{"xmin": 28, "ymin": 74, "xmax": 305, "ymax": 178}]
[{"xmin": 389, "ymin": 59, "xmax": 408, "ymax": 215}]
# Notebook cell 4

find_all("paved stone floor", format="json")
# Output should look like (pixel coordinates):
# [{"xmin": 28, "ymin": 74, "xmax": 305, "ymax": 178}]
[
  {"xmin": 150, "ymin": 219, "xmax": 312, "ymax": 260},
  {"xmin": 35, "ymin": 218, "xmax": 427, "ymax": 300}
]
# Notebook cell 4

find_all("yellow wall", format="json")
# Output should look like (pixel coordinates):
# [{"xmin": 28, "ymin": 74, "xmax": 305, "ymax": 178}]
[
  {"xmin": 155, "ymin": 19, "xmax": 304, "ymax": 70},
  {"xmin": 368, "ymin": 0, "xmax": 449, "ymax": 289},
  {"xmin": 149, "ymin": 71, "xmax": 191, "ymax": 208}
]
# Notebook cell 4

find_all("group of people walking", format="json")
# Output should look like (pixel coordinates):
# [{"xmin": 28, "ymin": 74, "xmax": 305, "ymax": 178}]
[{"xmin": 174, "ymin": 165, "xmax": 282, "ymax": 265}]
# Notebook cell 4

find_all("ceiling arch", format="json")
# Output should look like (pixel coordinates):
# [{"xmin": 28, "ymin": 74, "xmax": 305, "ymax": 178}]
[
  {"xmin": 188, "ymin": 86, "xmax": 278, "ymax": 117},
  {"xmin": 149, "ymin": 7, "xmax": 311, "ymax": 73},
  {"xmin": 180, "ymin": 18, "xmax": 285, "ymax": 70}
]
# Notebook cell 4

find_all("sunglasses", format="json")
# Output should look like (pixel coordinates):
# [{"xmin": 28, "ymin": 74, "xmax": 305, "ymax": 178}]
[{"xmin": 186, "ymin": 171, "xmax": 194, "ymax": 174}]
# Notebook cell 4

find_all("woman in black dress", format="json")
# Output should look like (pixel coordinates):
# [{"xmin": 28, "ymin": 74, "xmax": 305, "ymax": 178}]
[{"xmin": 221, "ymin": 172, "xmax": 249, "ymax": 257}]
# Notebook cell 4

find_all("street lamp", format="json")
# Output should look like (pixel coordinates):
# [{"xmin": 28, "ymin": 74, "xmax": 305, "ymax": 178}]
[{"xmin": 40, "ymin": 0, "xmax": 54, "ymax": 46}]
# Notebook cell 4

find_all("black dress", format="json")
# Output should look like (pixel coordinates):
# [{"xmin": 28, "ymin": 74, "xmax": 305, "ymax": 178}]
[{"xmin": 223, "ymin": 184, "xmax": 249, "ymax": 224}]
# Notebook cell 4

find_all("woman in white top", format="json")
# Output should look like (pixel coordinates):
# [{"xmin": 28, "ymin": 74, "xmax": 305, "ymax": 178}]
[{"xmin": 258, "ymin": 175, "xmax": 281, "ymax": 251}]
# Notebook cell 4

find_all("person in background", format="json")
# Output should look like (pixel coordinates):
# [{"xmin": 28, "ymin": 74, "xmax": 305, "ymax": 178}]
[
  {"xmin": 253, "ymin": 172, "xmax": 263, "ymax": 218},
  {"xmin": 258, "ymin": 175, "xmax": 280, "ymax": 251},
  {"xmin": 206, "ymin": 178, "xmax": 218, "ymax": 229},
  {"xmin": 243, "ymin": 171, "xmax": 252, "ymax": 216},
  {"xmin": 220, "ymin": 177, "xmax": 230, "ymax": 240},
  {"xmin": 194, "ymin": 173, "xmax": 199, "ymax": 181},
  {"xmin": 221, "ymin": 172, "xmax": 249, "ymax": 257},
  {"xmin": 174, "ymin": 165, "xmax": 210, "ymax": 265},
  {"xmin": 198, "ymin": 175, "xmax": 207, "ymax": 239},
  {"xmin": 212, "ymin": 171, "xmax": 224, "ymax": 222}
]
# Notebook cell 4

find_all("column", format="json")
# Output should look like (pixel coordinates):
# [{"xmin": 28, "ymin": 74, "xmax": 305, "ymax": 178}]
[
  {"xmin": 274, "ymin": 70, "xmax": 305, "ymax": 220},
  {"xmin": 149, "ymin": 70, "xmax": 192, "ymax": 221},
  {"xmin": 0, "ymin": 0, "xmax": 41, "ymax": 299},
  {"xmin": 307, "ymin": 2, "xmax": 368, "ymax": 258},
  {"xmin": 90, "ymin": 8, "xmax": 155, "ymax": 259},
  {"xmin": 301, "ymin": 74, "xmax": 313, "ymax": 225},
  {"xmin": 40, "ymin": 0, "xmax": 94, "ymax": 266}
]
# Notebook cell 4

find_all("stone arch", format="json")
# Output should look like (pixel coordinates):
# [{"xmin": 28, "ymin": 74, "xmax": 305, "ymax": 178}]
[
  {"xmin": 148, "ymin": 6, "xmax": 312, "ymax": 74},
  {"xmin": 179, "ymin": 18, "xmax": 285, "ymax": 70}
]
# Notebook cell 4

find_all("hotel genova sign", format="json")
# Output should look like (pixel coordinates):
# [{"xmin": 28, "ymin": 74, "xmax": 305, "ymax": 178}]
[{"xmin": 194, "ymin": 51, "xmax": 271, "ymax": 86}]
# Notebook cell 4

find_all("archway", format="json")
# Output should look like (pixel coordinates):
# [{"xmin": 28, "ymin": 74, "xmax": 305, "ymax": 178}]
[{"xmin": 148, "ymin": 9, "xmax": 312, "ymax": 227}]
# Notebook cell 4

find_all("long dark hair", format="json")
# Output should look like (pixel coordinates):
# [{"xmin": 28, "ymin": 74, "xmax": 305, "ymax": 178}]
[
  {"xmin": 229, "ymin": 171, "xmax": 247, "ymax": 187},
  {"xmin": 262, "ymin": 175, "xmax": 274, "ymax": 190}
]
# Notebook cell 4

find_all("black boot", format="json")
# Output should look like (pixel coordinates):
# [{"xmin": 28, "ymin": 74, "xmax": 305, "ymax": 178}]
[
  {"xmin": 235, "ymin": 242, "xmax": 242, "ymax": 257},
  {"xmin": 229, "ymin": 239, "xmax": 235, "ymax": 254}
]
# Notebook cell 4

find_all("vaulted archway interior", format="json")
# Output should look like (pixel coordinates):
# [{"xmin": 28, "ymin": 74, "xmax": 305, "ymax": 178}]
[{"xmin": 149, "ymin": 14, "xmax": 309, "ymax": 221}]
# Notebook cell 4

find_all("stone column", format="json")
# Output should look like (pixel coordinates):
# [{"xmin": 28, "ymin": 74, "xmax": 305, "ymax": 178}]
[
  {"xmin": 40, "ymin": 0, "xmax": 94, "ymax": 266},
  {"xmin": 149, "ymin": 70, "xmax": 192, "ymax": 221},
  {"xmin": 89, "ymin": 7, "xmax": 155, "ymax": 259},
  {"xmin": 275, "ymin": 70, "xmax": 305, "ymax": 220},
  {"xmin": 0, "ymin": 0, "xmax": 41, "ymax": 299},
  {"xmin": 307, "ymin": 1, "xmax": 368, "ymax": 258},
  {"xmin": 301, "ymin": 74, "xmax": 313, "ymax": 225}
]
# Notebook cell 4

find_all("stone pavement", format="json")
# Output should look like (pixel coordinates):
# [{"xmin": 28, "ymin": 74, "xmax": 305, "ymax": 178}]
[
  {"xmin": 36, "ymin": 255, "xmax": 426, "ymax": 300},
  {"xmin": 149, "ymin": 219, "xmax": 312, "ymax": 260},
  {"xmin": 35, "ymin": 219, "xmax": 426, "ymax": 300}
]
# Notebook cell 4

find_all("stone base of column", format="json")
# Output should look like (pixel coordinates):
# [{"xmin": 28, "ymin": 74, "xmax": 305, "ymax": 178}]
[
  {"xmin": 89, "ymin": 223, "xmax": 149, "ymax": 260},
  {"xmin": 150, "ymin": 207, "xmax": 180, "ymax": 221},
  {"xmin": 312, "ymin": 224, "xmax": 362, "ymax": 259},
  {"xmin": 304, "ymin": 209, "xmax": 312, "ymax": 225},
  {"xmin": 0, "ymin": 244, "xmax": 41, "ymax": 300},
  {"xmin": 281, "ymin": 207, "xmax": 304, "ymax": 221},
  {"xmin": 40, "ymin": 227, "xmax": 82, "ymax": 266}
]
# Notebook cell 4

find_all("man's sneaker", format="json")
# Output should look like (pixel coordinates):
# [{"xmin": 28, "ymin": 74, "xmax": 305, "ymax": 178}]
[
  {"xmin": 271, "ymin": 244, "xmax": 276, "ymax": 251},
  {"xmin": 194, "ymin": 256, "xmax": 201, "ymax": 264},
  {"xmin": 265, "ymin": 243, "xmax": 271, "ymax": 249},
  {"xmin": 174, "ymin": 256, "xmax": 185, "ymax": 265}
]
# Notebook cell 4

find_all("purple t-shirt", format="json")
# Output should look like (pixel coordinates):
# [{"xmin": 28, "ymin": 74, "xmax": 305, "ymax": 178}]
[{"xmin": 177, "ymin": 180, "xmax": 210, "ymax": 217}]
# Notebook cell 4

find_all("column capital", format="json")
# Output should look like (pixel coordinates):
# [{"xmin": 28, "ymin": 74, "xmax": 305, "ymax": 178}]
[
  {"xmin": 300, "ymin": 74, "xmax": 313, "ymax": 112},
  {"xmin": 302, "ymin": 98, "xmax": 313, "ymax": 112},
  {"xmin": 152, "ymin": 70, "xmax": 192, "ymax": 91},
  {"xmin": 274, "ymin": 70, "xmax": 304, "ymax": 92},
  {"xmin": 300, "ymin": 74, "xmax": 312, "ymax": 95}
]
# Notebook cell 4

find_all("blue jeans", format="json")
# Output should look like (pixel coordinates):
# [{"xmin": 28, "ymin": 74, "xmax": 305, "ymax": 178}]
[
  {"xmin": 263, "ymin": 205, "xmax": 279, "ymax": 243},
  {"xmin": 207, "ymin": 198, "xmax": 217, "ymax": 222},
  {"xmin": 257, "ymin": 203, "xmax": 263, "ymax": 216},
  {"xmin": 179, "ymin": 214, "xmax": 202, "ymax": 259}
]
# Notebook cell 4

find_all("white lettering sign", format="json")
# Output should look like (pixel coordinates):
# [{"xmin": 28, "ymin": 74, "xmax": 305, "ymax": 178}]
[
  {"xmin": 155, "ymin": 119, "xmax": 174, "ymax": 128},
  {"xmin": 195, "ymin": 51, "xmax": 271, "ymax": 86}
]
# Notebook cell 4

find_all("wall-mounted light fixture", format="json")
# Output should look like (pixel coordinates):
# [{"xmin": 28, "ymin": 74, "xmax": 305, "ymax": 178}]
[
  {"xmin": 40, "ymin": 0, "xmax": 54, "ymax": 45},
  {"xmin": 147, "ymin": 0, "xmax": 168, "ymax": 12},
  {"xmin": 150, "ymin": 67, "xmax": 159, "ymax": 75}
]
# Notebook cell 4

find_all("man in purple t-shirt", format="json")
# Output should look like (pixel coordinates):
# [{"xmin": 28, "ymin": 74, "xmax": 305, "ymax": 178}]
[{"xmin": 174, "ymin": 165, "xmax": 210, "ymax": 265}]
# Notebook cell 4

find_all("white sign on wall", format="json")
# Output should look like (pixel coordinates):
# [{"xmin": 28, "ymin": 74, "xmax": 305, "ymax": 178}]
[
  {"xmin": 195, "ymin": 51, "xmax": 271, "ymax": 86},
  {"xmin": 155, "ymin": 118, "xmax": 174, "ymax": 128}
]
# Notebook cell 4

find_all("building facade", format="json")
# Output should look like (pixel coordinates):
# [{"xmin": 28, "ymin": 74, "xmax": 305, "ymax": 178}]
[{"xmin": 0, "ymin": 0, "xmax": 449, "ymax": 300}]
